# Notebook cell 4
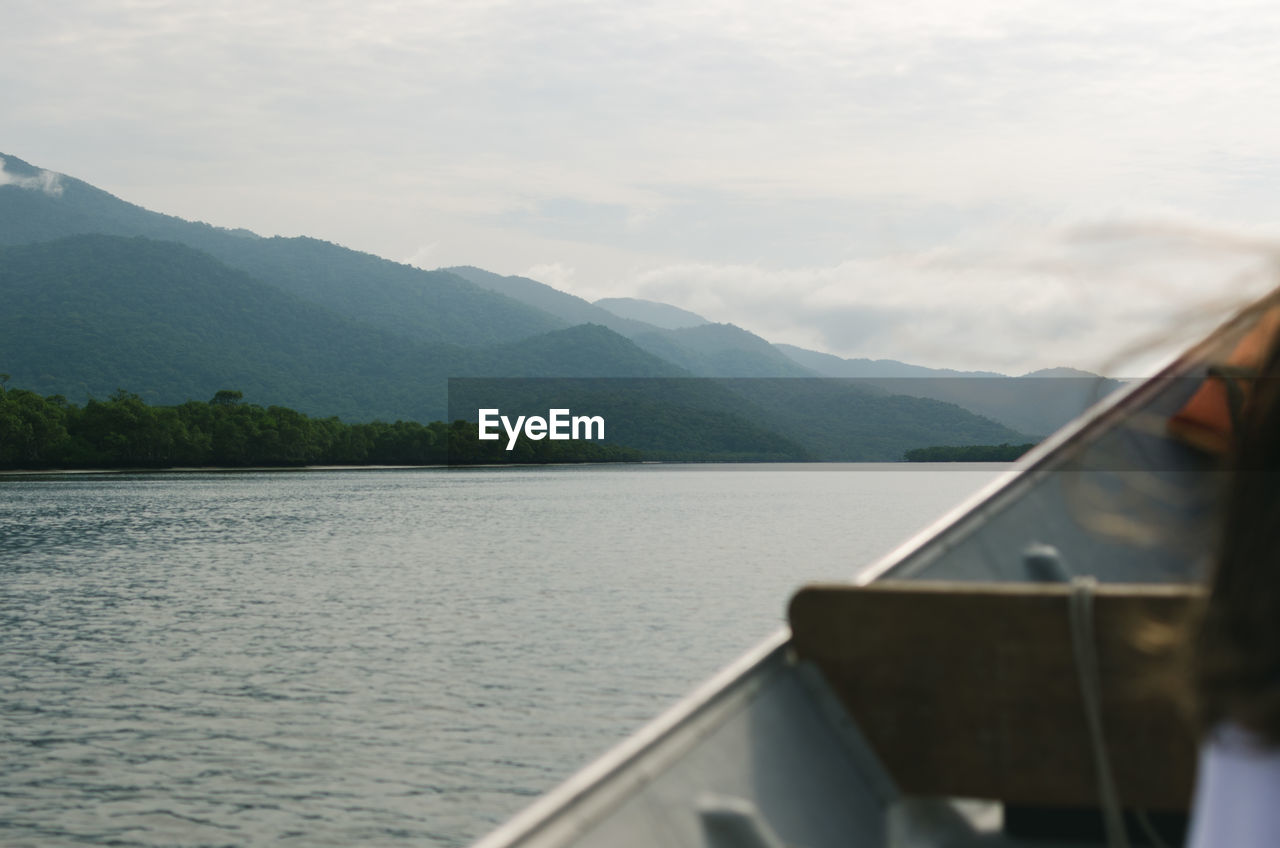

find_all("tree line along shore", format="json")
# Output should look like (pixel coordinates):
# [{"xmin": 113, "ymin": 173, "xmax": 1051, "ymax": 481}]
[
  {"xmin": 902, "ymin": 443, "xmax": 1035, "ymax": 462},
  {"xmin": 0, "ymin": 379, "xmax": 1033, "ymax": 470},
  {"xmin": 0, "ymin": 383, "xmax": 639, "ymax": 469}
]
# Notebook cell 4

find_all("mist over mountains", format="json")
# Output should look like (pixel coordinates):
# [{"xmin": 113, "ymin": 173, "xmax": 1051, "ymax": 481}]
[{"xmin": 0, "ymin": 153, "xmax": 1117, "ymax": 458}]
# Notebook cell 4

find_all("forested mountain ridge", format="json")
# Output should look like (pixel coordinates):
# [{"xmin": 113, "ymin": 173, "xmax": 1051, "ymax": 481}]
[
  {"xmin": 0, "ymin": 235, "xmax": 684, "ymax": 422},
  {"xmin": 0, "ymin": 154, "xmax": 565, "ymax": 347},
  {"xmin": 452, "ymin": 265, "xmax": 820, "ymax": 378},
  {"xmin": 0, "ymin": 235, "xmax": 462, "ymax": 421},
  {"xmin": 0, "ymin": 233, "xmax": 1026, "ymax": 459},
  {"xmin": 0, "ymin": 153, "xmax": 1081, "ymax": 453},
  {"xmin": 449, "ymin": 265, "xmax": 820, "ymax": 378}
]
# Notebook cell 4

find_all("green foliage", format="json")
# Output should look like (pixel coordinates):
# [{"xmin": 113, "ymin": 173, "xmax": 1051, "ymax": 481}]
[
  {"xmin": 0, "ymin": 234, "xmax": 466, "ymax": 422},
  {"xmin": 196, "ymin": 236, "xmax": 566, "ymax": 347},
  {"xmin": 0, "ymin": 380, "xmax": 642, "ymax": 470},
  {"xmin": 0, "ymin": 388, "xmax": 70, "ymax": 465},
  {"xmin": 902, "ymin": 443, "xmax": 1036, "ymax": 462}
]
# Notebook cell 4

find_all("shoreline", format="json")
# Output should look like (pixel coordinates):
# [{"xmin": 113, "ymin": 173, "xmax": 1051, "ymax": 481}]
[
  {"xmin": 0, "ymin": 464, "xmax": 440, "ymax": 476},
  {"xmin": 0, "ymin": 460, "xmax": 1019, "ymax": 478}
]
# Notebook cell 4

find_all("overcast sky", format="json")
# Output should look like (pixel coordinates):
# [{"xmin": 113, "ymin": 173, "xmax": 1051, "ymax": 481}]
[{"xmin": 7, "ymin": 0, "xmax": 1280, "ymax": 374}]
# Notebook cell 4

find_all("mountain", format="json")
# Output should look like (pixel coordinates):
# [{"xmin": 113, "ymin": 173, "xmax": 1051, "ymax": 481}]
[
  {"xmin": 0, "ymin": 234, "xmax": 1022, "ymax": 458},
  {"xmin": 446, "ymin": 377, "xmax": 812, "ymax": 461},
  {"xmin": 0, "ymin": 235, "xmax": 451, "ymax": 421},
  {"xmin": 0, "ymin": 154, "xmax": 565, "ymax": 347},
  {"xmin": 450, "ymin": 267, "xmax": 811, "ymax": 377},
  {"xmin": 445, "ymin": 266, "xmax": 654, "ymax": 337},
  {"xmin": 873, "ymin": 373, "xmax": 1122, "ymax": 439},
  {"xmin": 774, "ymin": 343, "xmax": 1121, "ymax": 437},
  {"xmin": 0, "ymin": 153, "xmax": 1067, "ymax": 456},
  {"xmin": 446, "ymin": 376, "xmax": 1026, "ymax": 461},
  {"xmin": 473, "ymin": 324, "xmax": 687, "ymax": 378},
  {"xmin": 0, "ymin": 235, "xmax": 683, "ymax": 422},
  {"xmin": 718, "ymin": 379, "xmax": 1026, "ymax": 460},
  {"xmin": 595, "ymin": 297, "xmax": 710, "ymax": 330},
  {"xmin": 631, "ymin": 324, "xmax": 817, "ymax": 377},
  {"xmin": 774, "ymin": 343, "xmax": 1005, "ymax": 378}
]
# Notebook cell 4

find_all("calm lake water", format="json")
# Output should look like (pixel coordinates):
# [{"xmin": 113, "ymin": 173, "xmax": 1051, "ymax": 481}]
[{"xmin": 0, "ymin": 464, "xmax": 1000, "ymax": 847}]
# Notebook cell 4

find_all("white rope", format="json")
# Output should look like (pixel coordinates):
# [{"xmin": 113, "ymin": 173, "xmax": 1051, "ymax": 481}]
[{"xmin": 1069, "ymin": 576, "xmax": 1131, "ymax": 848}]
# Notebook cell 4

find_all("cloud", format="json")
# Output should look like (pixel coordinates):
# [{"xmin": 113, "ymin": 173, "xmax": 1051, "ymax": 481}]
[
  {"xmin": 0, "ymin": 157, "xmax": 64, "ymax": 196},
  {"xmin": 401, "ymin": 243, "xmax": 439, "ymax": 269},
  {"xmin": 607, "ymin": 217, "xmax": 1280, "ymax": 375},
  {"xmin": 9, "ymin": 0, "xmax": 1280, "ymax": 376},
  {"xmin": 520, "ymin": 262, "xmax": 577, "ymax": 291}
]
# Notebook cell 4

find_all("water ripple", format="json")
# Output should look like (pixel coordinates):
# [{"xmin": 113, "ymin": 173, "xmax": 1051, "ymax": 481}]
[{"xmin": 0, "ymin": 466, "xmax": 994, "ymax": 846}]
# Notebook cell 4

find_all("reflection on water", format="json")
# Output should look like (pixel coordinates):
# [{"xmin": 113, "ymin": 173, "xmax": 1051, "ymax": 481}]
[{"xmin": 0, "ymin": 465, "xmax": 996, "ymax": 846}]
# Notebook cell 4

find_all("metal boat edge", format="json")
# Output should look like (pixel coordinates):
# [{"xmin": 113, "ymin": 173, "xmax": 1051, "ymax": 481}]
[{"xmin": 470, "ymin": 297, "xmax": 1263, "ymax": 848}]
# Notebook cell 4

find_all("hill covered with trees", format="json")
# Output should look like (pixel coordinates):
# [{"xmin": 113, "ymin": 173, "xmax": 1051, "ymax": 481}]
[
  {"xmin": 0, "ymin": 155, "xmax": 562, "ymax": 348},
  {"xmin": 0, "ymin": 153, "xmax": 1063, "ymax": 460},
  {"xmin": 903, "ymin": 443, "xmax": 1036, "ymax": 462},
  {"xmin": 0, "ymin": 235, "xmax": 688, "ymax": 422},
  {"xmin": 0, "ymin": 383, "xmax": 645, "ymax": 469}
]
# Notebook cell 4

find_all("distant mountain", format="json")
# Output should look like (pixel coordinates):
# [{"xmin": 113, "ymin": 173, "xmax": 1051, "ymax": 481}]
[
  {"xmin": 448, "ymin": 376, "xmax": 1026, "ymax": 461},
  {"xmin": 451, "ymin": 266, "xmax": 813, "ymax": 378},
  {"xmin": 774, "ymin": 343, "xmax": 1005, "ymax": 378},
  {"xmin": 0, "ymin": 153, "xmax": 1088, "ymax": 456},
  {"xmin": 0, "ymin": 235, "xmax": 683, "ymax": 422},
  {"xmin": 595, "ymin": 297, "xmax": 710, "ymax": 330},
  {"xmin": 473, "ymin": 324, "xmax": 687, "ymax": 378},
  {"xmin": 632, "ymin": 324, "xmax": 817, "ymax": 377},
  {"xmin": 719, "ymin": 379, "xmax": 1026, "ymax": 460},
  {"xmin": 0, "ymin": 154, "xmax": 564, "ymax": 347},
  {"xmin": 1020, "ymin": 367, "xmax": 1108, "ymax": 380},
  {"xmin": 447, "ymin": 377, "xmax": 812, "ymax": 461},
  {"xmin": 0, "ymin": 234, "xmax": 1024, "ymax": 459},
  {"xmin": 445, "ymin": 266, "xmax": 654, "ymax": 337},
  {"xmin": 774, "ymin": 343, "xmax": 1121, "ymax": 438},
  {"xmin": 0, "ymin": 235, "xmax": 451, "ymax": 421}
]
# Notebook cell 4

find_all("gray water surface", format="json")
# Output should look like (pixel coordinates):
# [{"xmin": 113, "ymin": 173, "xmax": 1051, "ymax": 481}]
[{"xmin": 0, "ymin": 464, "xmax": 999, "ymax": 847}]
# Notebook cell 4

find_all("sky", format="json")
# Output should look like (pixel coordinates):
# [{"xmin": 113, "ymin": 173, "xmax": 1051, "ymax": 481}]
[{"xmin": 6, "ymin": 0, "xmax": 1280, "ymax": 374}]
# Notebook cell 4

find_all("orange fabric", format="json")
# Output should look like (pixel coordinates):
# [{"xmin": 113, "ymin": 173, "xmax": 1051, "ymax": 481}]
[
  {"xmin": 1168, "ymin": 306, "xmax": 1280, "ymax": 454},
  {"xmin": 1169, "ymin": 381, "xmax": 1234, "ymax": 454}
]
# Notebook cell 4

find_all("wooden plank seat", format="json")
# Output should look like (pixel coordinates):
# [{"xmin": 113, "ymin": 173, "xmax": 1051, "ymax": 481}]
[{"xmin": 787, "ymin": 581, "xmax": 1203, "ymax": 812}]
